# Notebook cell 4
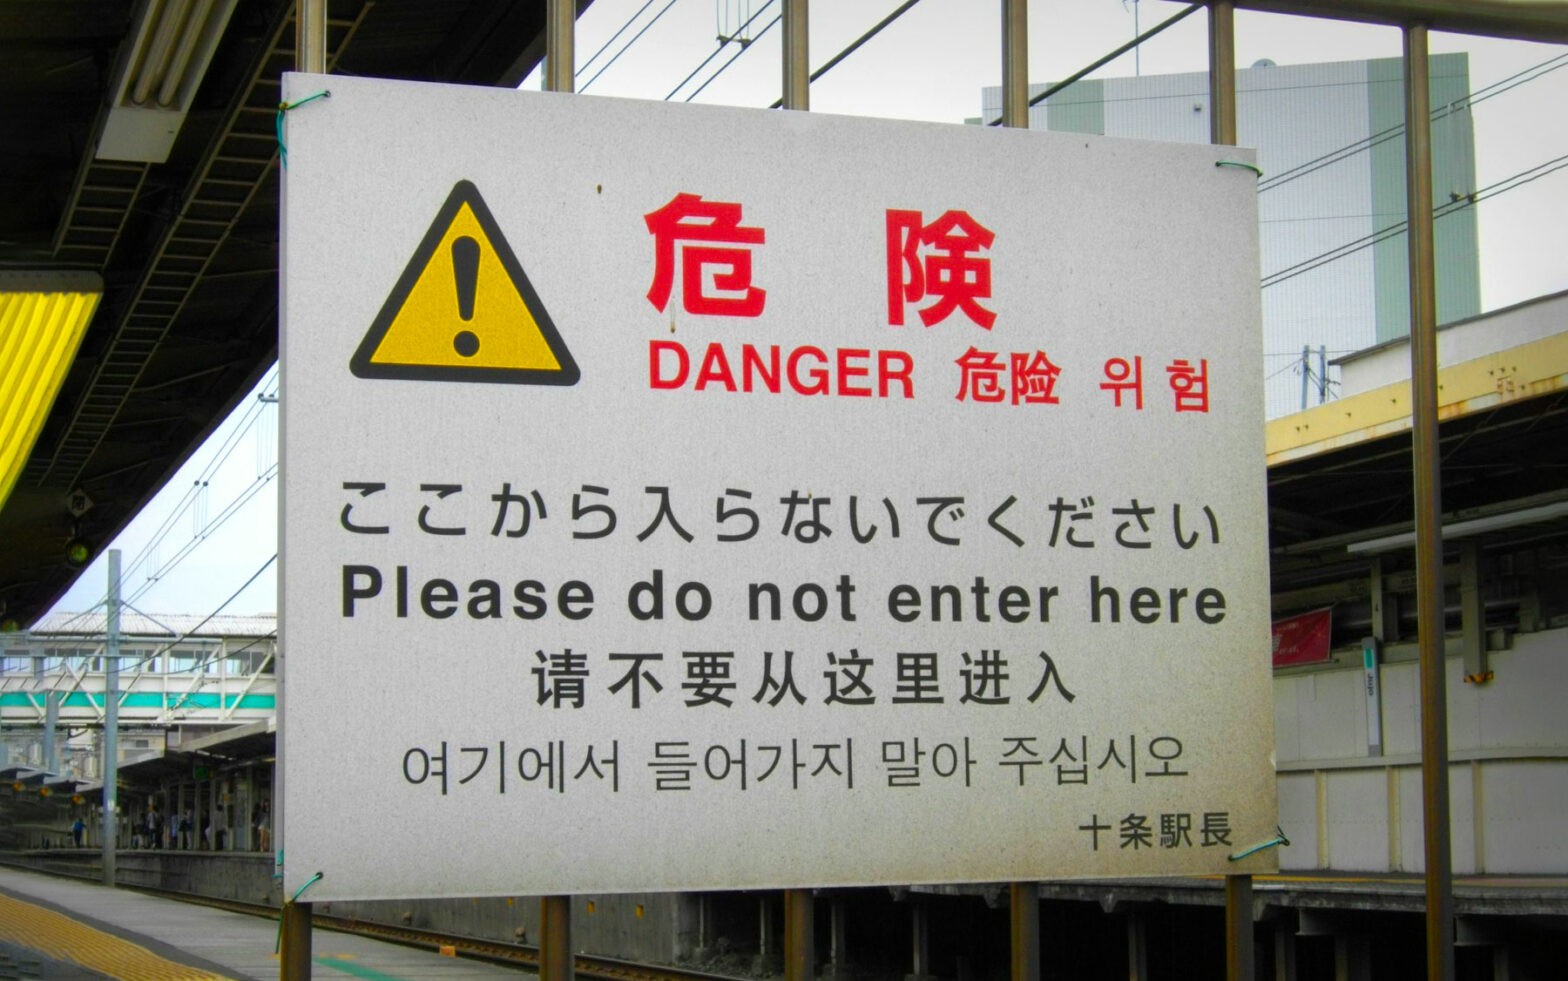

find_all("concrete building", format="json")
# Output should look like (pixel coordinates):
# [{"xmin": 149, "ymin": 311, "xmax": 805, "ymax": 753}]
[{"xmin": 983, "ymin": 55, "xmax": 1482, "ymax": 418}]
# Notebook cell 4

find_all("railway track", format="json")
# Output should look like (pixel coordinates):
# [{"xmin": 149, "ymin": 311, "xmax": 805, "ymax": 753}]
[{"xmin": 4, "ymin": 860, "xmax": 750, "ymax": 981}]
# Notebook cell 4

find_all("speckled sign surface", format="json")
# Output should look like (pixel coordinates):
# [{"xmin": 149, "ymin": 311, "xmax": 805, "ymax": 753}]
[{"xmin": 280, "ymin": 71, "xmax": 1275, "ymax": 900}]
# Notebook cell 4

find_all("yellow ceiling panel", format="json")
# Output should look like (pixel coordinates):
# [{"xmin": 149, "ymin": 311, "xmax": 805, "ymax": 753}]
[{"xmin": 0, "ymin": 272, "xmax": 103, "ymax": 513}]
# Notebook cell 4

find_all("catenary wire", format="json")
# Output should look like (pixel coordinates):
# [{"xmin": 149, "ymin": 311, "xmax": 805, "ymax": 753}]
[
  {"xmin": 115, "ymin": 554, "xmax": 277, "ymax": 676},
  {"xmin": 577, "ymin": 0, "xmax": 660, "ymax": 77},
  {"xmin": 579, "ymin": 0, "xmax": 685, "ymax": 93},
  {"xmin": 47, "ymin": 371, "xmax": 278, "ymax": 626},
  {"xmin": 684, "ymin": 13, "xmax": 781, "ymax": 101},
  {"xmin": 1260, "ymin": 52, "xmax": 1568, "ymax": 193},
  {"xmin": 1261, "ymin": 153, "xmax": 1568, "ymax": 290},
  {"xmin": 766, "ymin": 0, "xmax": 926, "ymax": 109},
  {"xmin": 124, "ymin": 462, "xmax": 278, "ymax": 609},
  {"xmin": 667, "ymin": 0, "xmax": 777, "ymax": 99}
]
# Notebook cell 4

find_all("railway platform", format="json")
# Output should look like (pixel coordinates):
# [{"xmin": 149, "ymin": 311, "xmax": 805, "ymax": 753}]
[{"xmin": 0, "ymin": 866, "xmax": 530, "ymax": 981}]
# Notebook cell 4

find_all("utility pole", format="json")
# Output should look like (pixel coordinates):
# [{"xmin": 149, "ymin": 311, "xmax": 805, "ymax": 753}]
[{"xmin": 102, "ymin": 549, "xmax": 120, "ymax": 886}]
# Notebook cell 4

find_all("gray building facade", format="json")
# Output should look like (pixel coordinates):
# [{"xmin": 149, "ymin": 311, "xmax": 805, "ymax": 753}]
[{"xmin": 984, "ymin": 55, "xmax": 1480, "ymax": 418}]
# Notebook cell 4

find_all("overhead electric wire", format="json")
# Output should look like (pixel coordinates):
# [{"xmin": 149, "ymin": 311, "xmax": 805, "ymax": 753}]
[
  {"xmin": 124, "ymin": 461, "xmax": 279, "ymax": 608},
  {"xmin": 667, "ymin": 0, "xmax": 775, "ymax": 100},
  {"xmin": 1261, "ymin": 152, "xmax": 1568, "ymax": 290},
  {"xmin": 579, "ymin": 0, "xmax": 685, "ymax": 93},
  {"xmin": 42, "ymin": 371, "xmax": 279, "ymax": 627},
  {"xmin": 683, "ymin": 12, "xmax": 781, "ymax": 101},
  {"xmin": 119, "ymin": 368, "xmax": 279, "ymax": 588},
  {"xmin": 1260, "ymin": 52, "xmax": 1568, "ymax": 194},
  {"xmin": 577, "ymin": 0, "xmax": 660, "ymax": 77},
  {"xmin": 766, "ymin": 0, "xmax": 925, "ymax": 109},
  {"xmin": 116, "ymin": 554, "xmax": 277, "ymax": 676},
  {"xmin": 986, "ymin": 3, "xmax": 1202, "ymax": 126}
]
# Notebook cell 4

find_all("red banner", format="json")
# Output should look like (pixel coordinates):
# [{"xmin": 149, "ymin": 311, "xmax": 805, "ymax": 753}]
[{"xmin": 1272, "ymin": 607, "xmax": 1333, "ymax": 667}]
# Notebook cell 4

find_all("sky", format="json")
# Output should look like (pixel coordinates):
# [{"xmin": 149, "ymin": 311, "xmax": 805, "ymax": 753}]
[{"xmin": 47, "ymin": 0, "xmax": 1568, "ymax": 621}]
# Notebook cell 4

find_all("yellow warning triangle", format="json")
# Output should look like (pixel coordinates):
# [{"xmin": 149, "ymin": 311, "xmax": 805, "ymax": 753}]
[{"xmin": 351, "ymin": 180, "xmax": 579, "ymax": 385}]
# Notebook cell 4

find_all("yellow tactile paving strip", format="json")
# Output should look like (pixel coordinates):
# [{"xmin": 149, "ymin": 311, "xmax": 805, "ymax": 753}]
[{"xmin": 0, "ymin": 892, "xmax": 233, "ymax": 980}]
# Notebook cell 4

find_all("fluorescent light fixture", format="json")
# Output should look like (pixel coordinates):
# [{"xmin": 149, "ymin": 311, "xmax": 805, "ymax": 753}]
[
  {"xmin": 1345, "ymin": 500, "xmax": 1568, "ymax": 555},
  {"xmin": 97, "ymin": 0, "xmax": 240, "ymax": 163},
  {"xmin": 0, "ymin": 272, "xmax": 103, "ymax": 514}
]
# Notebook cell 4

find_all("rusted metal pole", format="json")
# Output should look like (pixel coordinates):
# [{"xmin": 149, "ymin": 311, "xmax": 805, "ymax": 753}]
[
  {"xmin": 783, "ymin": 0, "xmax": 809, "ymax": 110},
  {"xmin": 1404, "ymin": 22, "xmax": 1455, "ymax": 981},
  {"xmin": 1010, "ymin": 882, "xmax": 1040, "ymax": 981},
  {"xmin": 541, "ymin": 895, "xmax": 574, "ymax": 981},
  {"xmin": 1001, "ymin": 9, "xmax": 1038, "ymax": 976},
  {"xmin": 1001, "ymin": 0, "xmax": 1028, "ymax": 128},
  {"xmin": 540, "ymin": 9, "xmax": 574, "ymax": 969},
  {"xmin": 281, "ymin": 902, "xmax": 312, "ymax": 981},
  {"xmin": 1209, "ymin": 8, "xmax": 1252, "ymax": 976},
  {"xmin": 784, "ymin": 889, "xmax": 815, "ymax": 981},
  {"xmin": 1208, "ymin": 1, "xmax": 1237, "ymax": 145},
  {"xmin": 1225, "ymin": 874, "xmax": 1254, "ymax": 981},
  {"xmin": 279, "ymin": 4, "xmax": 329, "ymax": 971}
]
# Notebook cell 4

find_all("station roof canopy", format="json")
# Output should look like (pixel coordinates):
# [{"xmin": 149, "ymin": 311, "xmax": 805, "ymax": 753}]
[{"xmin": 0, "ymin": 0, "xmax": 574, "ymax": 628}]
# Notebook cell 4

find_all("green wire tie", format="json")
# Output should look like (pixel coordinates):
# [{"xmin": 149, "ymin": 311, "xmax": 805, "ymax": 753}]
[
  {"xmin": 1216, "ymin": 160, "xmax": 1263, "ymax": 177},
  {"xmin": 1228, "ymin": 826, "xmax": 1290, "ymax": 862},
  {"xmin": 274, "ymin": 870, "xmax": 324, "ymax": 953},
  {"xmin": 276, "ymin": 90, "xmax": 331, "ymax": 168}
]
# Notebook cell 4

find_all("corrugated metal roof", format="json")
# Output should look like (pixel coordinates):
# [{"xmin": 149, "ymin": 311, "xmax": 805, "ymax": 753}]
[{"xmin": 24, "ymin": 610, "xmax": 275, "ymax": 639}]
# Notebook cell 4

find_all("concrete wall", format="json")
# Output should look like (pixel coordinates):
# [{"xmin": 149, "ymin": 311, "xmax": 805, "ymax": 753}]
[{"xmin": 1273, "ymin": 626, "xmax": 1568, "ymax": 873}]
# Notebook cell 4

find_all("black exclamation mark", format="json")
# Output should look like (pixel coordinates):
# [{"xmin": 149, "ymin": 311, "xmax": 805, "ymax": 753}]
[{"xmin": 451, "ymin": 235, "xmax": 480, "ymax": 358}]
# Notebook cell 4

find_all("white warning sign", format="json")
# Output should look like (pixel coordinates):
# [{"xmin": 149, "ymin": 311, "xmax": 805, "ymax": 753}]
[{"xmin": 281, "ymin": 72, "xmax": 1275, "ymax": 902}]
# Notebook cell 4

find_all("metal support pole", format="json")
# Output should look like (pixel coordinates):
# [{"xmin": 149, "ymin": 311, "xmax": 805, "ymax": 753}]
[
  {"xmin": 542, "ymin": 895, "xmax": 574, "ymax": 981},
  {"xmin": 1210, "ymin": 11, "xmax": 1252, "ymax": 977},
  {"xmin": 1460, "ymin": 541, "xmax": 1489, "ymax": 682},
  {"xmin": 1127, "ymin": 912, "xmax": 1150, "ymax": 981},
  {"xmin": 1001, "ymin": 0, "xmax": 1028, "ymax": 128},
  {"xmin": 784, "ymin": 889, "xmax": 815, "ymax": 981},
  {"xmin": 1010, "ymin": 882, "xmax": 1039, "ymax": 981},
  {"xmin": 909, "ymin": 903, "xmax": 931, "ymax": 980},
  {"xmin": 1226, "ymin": 873, "xmax": 1254, "ymax": 981},
  {"xmin": 1404, "ymin": 22, "xmax": 1454, "ymax": 981},
  {"xmin": 281, "ymin": 902, "xmax": 312, "ymax": 981},
  {"xmin": 101, "ymin": 549, "xmax": 120, "ymax": 885},
  {"xmin": 783, "ymin": 0, "xmax": 809, "ymax": 111},
  {"xmin": 43, "ymin": 692, "xmax": 58, "ymax": 772},
  {"xmin": 547, "ymin": 0, "xmax": 575, "ymax": 93},
  {"xmin": 296, "ymin": 0, "xmax": 327, "ymax": 74},
  {"xmin": 827, "ymin": 896, "xmax": 847, "ymax": 978},
  {"xmin": 1208, "ymin": 1, "xmax": 1237, "ymax": 145}
]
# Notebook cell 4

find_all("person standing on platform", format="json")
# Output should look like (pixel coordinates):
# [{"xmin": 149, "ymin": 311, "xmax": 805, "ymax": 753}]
[
  {"xmin": 179, "ymin": 811, "xmax": 192, "ymax": 849},
  {"xmin": 71, "ymin": 817, "xmax": 84, "ymax": 847}
]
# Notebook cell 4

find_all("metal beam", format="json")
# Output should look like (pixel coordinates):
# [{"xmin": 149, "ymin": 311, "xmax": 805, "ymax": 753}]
[
  {"xmin": 101, "ymin": 549, "xmax": 118, "ymax": 887},
  {"xmin": 1232, "ymin": 0, "xmax": 1568, "ymax": 43},
  {"xmin": 1226, "ymin": 874, "xmax": 1254, "ymax": 981},
  {"xmin": 281, "ymin": 902, "xmax": 312, "ymax": 981},
  {"xmin": 1405, "ymin": 22, "xmax": 1456, "ymax": 981},
  {"xmin": 783, "ymin": 0, "xmax": 809, "ymax": 110},
  {"xmin": 1010, "ymin": 882, "xmax": 1039, "ymax": 981},
  {"xmin": 546, "ymin": 0, "xmax": 574, "ymax": 93},
  {"xmin": 297, "ymin": 0, "xmax": 327, "ymax": 74},
  {"xmin": 784, "ymin": 889, "xmax": 815, "ymax": 981},
  {"xmin": 542, "ymin": 894, "xmax": 574, "ymax": 981},
  {"xmin": 1209, "ymin": 2, "xmax": 1237, "ymax": 146},
  {"xmin": 1001, "ymin": 0, "xmax": 1028, "ymax": 129}
]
